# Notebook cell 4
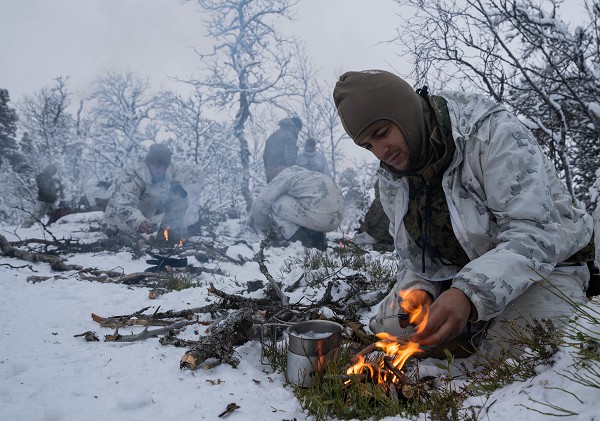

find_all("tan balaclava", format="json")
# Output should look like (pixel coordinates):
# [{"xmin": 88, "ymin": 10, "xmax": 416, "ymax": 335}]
[{"xmin": 333, "ymin": 70, "xmax": 440, "ymax": 176}]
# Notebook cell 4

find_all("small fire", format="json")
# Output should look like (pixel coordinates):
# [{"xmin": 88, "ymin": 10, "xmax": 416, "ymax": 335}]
[
  {"xmin": 346, "ymin": 289, "xmax": 430, "ymax": 384},
  {"xmin": 163, "ymin": 226, "xmax": 170, "ymax": 241}
]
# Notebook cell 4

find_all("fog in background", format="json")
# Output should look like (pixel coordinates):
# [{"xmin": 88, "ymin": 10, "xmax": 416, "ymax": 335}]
[{"xmin": 0, "ymin": 0, "xmax": 406, "ymax": 104}]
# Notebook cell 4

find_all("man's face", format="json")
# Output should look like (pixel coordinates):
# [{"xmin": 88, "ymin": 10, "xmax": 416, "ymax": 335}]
[
  {"xmin": 147, "ymin": 160, "xmax": 169, "ymax": 182},
  {"xmin": 355, "ymin": 121, "xmax": 410, "ymax": 171}
]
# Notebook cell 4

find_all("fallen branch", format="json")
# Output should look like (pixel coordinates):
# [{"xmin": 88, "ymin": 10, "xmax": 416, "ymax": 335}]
[
  {"xmin": 105, "ymin": 320, "xmax": 194, "ymax": 342},
  {"xmin": 91, "ymin": 304, "xmax": 221, "ymax": 328},
  {"xmin": 255, "ymin": 230, "xmax": 289, "ymax": 305},
  {"xmin": 0, "ymin": 234, "xmax": 82, "ymax": 271}
]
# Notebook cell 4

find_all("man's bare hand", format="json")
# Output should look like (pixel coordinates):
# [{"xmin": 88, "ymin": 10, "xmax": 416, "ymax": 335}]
[
  {"xmin": 410, "ymin": 288, "xmax": 472, "ymax": 348},
  {"xmin": 399, "ymin": 289, "xmax": 432, "ymax": 328},
  {"xmin": 139, "ymin": 221, "xmax": 153, "ymax": 234}
]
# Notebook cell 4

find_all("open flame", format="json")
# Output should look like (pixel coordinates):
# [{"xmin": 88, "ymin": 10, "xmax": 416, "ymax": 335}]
[
  {"xmin": 346, "ymin": 289, "xmax": 430, "ymax": 384},
  {"xmin": 161, "ymin": 225, "xmax": 184, "ymax": 247}
]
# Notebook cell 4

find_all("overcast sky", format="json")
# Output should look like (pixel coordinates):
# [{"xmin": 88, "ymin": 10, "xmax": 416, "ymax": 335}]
[{"xmin": 0, "ymin": 0, "xmax": 407, "ymax": 104}]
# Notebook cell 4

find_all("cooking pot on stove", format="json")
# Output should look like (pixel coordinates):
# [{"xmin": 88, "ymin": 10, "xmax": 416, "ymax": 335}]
[{"xmin": 286, "ymin": 320, "xmax": 342, "ymax": 387}]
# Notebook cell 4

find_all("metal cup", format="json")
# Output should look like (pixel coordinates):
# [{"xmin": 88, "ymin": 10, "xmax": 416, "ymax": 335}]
[{"xmin": 286, "ymin": 320, "xmax": 342, "ymax": 387}]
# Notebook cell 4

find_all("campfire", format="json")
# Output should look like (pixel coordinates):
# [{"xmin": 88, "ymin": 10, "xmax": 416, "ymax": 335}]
[
  {"xmin": 157, "ymin": 225, "xmax": 184, "ymax": 247},
  {"xmin": 344, "ymin": 289, "xmax": 430, "ymax": 396}
]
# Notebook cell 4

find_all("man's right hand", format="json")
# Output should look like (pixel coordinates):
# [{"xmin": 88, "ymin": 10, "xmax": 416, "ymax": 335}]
[
  {"xmin": 410, "ymin": 288, "xmax": 472, "ymax": 348},
  {"xmin": 399, "ymin": 289, "xmax": 432, "ymax": 328},
  {"xmin": 139, "ymin": 221, "xmax": 153, "ymax": 234}
]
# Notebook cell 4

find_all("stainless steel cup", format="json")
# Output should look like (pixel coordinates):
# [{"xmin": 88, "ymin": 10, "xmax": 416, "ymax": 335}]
[{"xmin": 286, "ymin": 320, "xmax": 342, "ymax": 387}]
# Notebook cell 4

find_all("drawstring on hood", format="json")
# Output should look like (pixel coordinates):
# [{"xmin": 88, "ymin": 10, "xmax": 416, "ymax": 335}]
[{"xmin": 333, "ymin": 70, "xmax": 466, "ymax": 272}]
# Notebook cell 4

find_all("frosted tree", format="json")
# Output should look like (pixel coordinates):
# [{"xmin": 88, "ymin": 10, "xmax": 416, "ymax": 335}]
[
  {"xmin": 0, "ymin": 89, "xmax": 32, "ymax": 223},
  {"xmin": 0, "ymin": 89, "xmax": 20, "ymax": 168},
  {"xmin": 291, "ymin": 51, "xmax": 346, "ymax": 181},
  {"xmin": 88, "ymin": 71, "xmax": 166, "ymax": 172},
  {"xmin": 18, "ymin": 77, "xmax": 74, "ymax": 167},
  {"xmin": 187, "ymin": 0, "xmax": 301, "ymax": 212},
  {"xmin": 392, "ymin": 0, "xmax": 600, "ymax": 208},
  {"xmin": 17, "ymin": 77, "xmax": 88, "ymax": 208},
  {"xmin": 160, "ymin": 87, "xmax": 243, "ymax": 219}
]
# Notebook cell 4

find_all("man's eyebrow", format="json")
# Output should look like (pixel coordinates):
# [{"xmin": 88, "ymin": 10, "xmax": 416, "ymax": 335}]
[
  {"xmin": 355, "ymin": 136, "xmax": 369, "ymax": 146},
  {"xmin": 357, "ymin": 127, "xmax": 380, "ymax": 143}
]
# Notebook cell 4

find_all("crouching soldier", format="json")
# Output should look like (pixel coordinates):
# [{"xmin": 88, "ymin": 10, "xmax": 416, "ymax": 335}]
[
  {"xmin": 333, "ymin": 69, "xmax": 594, "ymax": 359},
  {"xmin": 250, "ymin": 165, "xmax": 344, "ymax": 250},
  {"xmin": 102, "ymin": 143, "xmax": 188, "ymax": 246},
  {"xmin": 22, "ymin": 163, "xmax": 64, "ymax": 227}
]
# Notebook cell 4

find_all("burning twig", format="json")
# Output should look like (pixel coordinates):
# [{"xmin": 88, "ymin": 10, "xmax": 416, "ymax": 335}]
[
  {"xmin": 383, "ymin": 355, "xmax": 415, "ymax": 387},
  {"xmin": 345, "ymin": 290, "xmax": 430, "ymax": 389}
]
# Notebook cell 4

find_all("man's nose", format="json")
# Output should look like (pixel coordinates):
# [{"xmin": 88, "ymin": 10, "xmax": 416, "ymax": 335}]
[{"xmin": 370, "ymin": 143, "xmax": 387, "ymax": 161}]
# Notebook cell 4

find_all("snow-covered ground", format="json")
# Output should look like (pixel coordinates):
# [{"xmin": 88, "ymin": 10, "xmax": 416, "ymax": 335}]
[{"xmin": 1, "ymin": 213, "xmax": 598, "ymax": 421}]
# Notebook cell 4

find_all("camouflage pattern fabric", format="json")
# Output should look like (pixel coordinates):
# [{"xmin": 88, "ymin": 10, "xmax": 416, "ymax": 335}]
[
  {"xmin": 251, "ymin": 166, "xmax": 344, "ymax": 239},
  {"xmin": 358, "ymin": 181, "xmax": 393, "ymax": 245},
  {"xmin": 375, "ymin": 91, "xmax": 593, "ymax": 327},
  {"xmin": 103, "ymin": 160, "xmax": 188, "ymax": 235},
  {"xmin": 370, "ymin": 261, "xmax": 588, "ymax": 359},
  {"xmin": 297, "ymin": 150, "xmax": 332, "ymax": 177}
]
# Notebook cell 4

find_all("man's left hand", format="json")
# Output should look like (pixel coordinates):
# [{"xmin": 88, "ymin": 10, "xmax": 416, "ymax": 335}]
[
  {"xmin": 139, "ymin": 221, "xmax": 153, "ymax": 234},
  {"xmin": 410, "ymin": 288, "xmax": 472, "ymax": 348}
]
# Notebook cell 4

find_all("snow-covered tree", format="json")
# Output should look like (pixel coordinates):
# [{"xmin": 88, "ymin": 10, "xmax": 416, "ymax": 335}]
[
  {"xmin": 187, "ymin": 0, "xmax": 302, "ymax": 212},
  {"xmin": 160, "ymin": 87, "xmax": 243, "ymax": 219},
  {"xmin": 392, "ymin": 0, "xmax": 600, "ymax": 209},
  {"xmin": 292, "ymin": 51, "xmax": 346, "ymax": 181},
  {"xmin": 18, "ymin": 77, "xmax": 74, "ymax": 167},
  {"xmin": 16, "ymin": 77, "xmax": 88, "ymax": 209},
  {"xmin": 88, "ymin": 71, "xmax": 166, "ymax": 171},
  {"xmin": 0, "ymin": 89, "xmax": 20, "ymax": 168}
]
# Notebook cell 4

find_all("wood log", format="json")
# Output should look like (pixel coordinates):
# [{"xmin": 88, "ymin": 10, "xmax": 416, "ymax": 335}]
[{"xmin": 180, "ymin": 307, "xmax": 257, "ymax": 369}]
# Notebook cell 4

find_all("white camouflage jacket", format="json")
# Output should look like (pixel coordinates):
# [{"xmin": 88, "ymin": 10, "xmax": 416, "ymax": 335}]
[
  {"xmin": 297, "ymin": 150, "xmax": 332, "ymax": 177},
  {"xmin": 104, "ymin": 161, "xmax": 185, "ymax": 234},
  {"xmin": 252, "ymin": 165, "xmax": 343, "ymax": 238},
  {"xmin": 378, "ymin": 91, "xmax": 593, "ymax": 322}
]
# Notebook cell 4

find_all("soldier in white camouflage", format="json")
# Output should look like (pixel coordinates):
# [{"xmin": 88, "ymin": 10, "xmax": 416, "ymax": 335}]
[
  {"xmin": 22, "ymin": 163, "xmax": 64, "ymax": 227},
  {"xmin": 250, "ymin": 165, "xmax": 344, "ymax": 250},
  {"xmin": 297, "ymin": 138, "xmax": 332, "ymax": 177},
  {"xmin": 102, "ymin": 144, "xmax": 188, "ymax": 245},
  {"xmin": 334, "ymin": 70, "xmax": 595, "ymax": 358}
]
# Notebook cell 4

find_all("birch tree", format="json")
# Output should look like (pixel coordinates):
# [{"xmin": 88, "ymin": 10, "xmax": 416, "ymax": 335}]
[
  {"xmin": 292, "ymin": 53, "xmax": 346, "ymax": 181},
  {"xmin": 392, "ymin": 0, "xmax": 600, "ymax": 207},
  {"xmin": 188, "ymin": 0, "xmax": 301, "ymax": 212},
  {"xmin": 88, "ymin": 71, "xmax": 165, "ymax": 171},
  {"xmin": 17, "ymin": 77, "xmax": 88, "ymax": 206}
]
